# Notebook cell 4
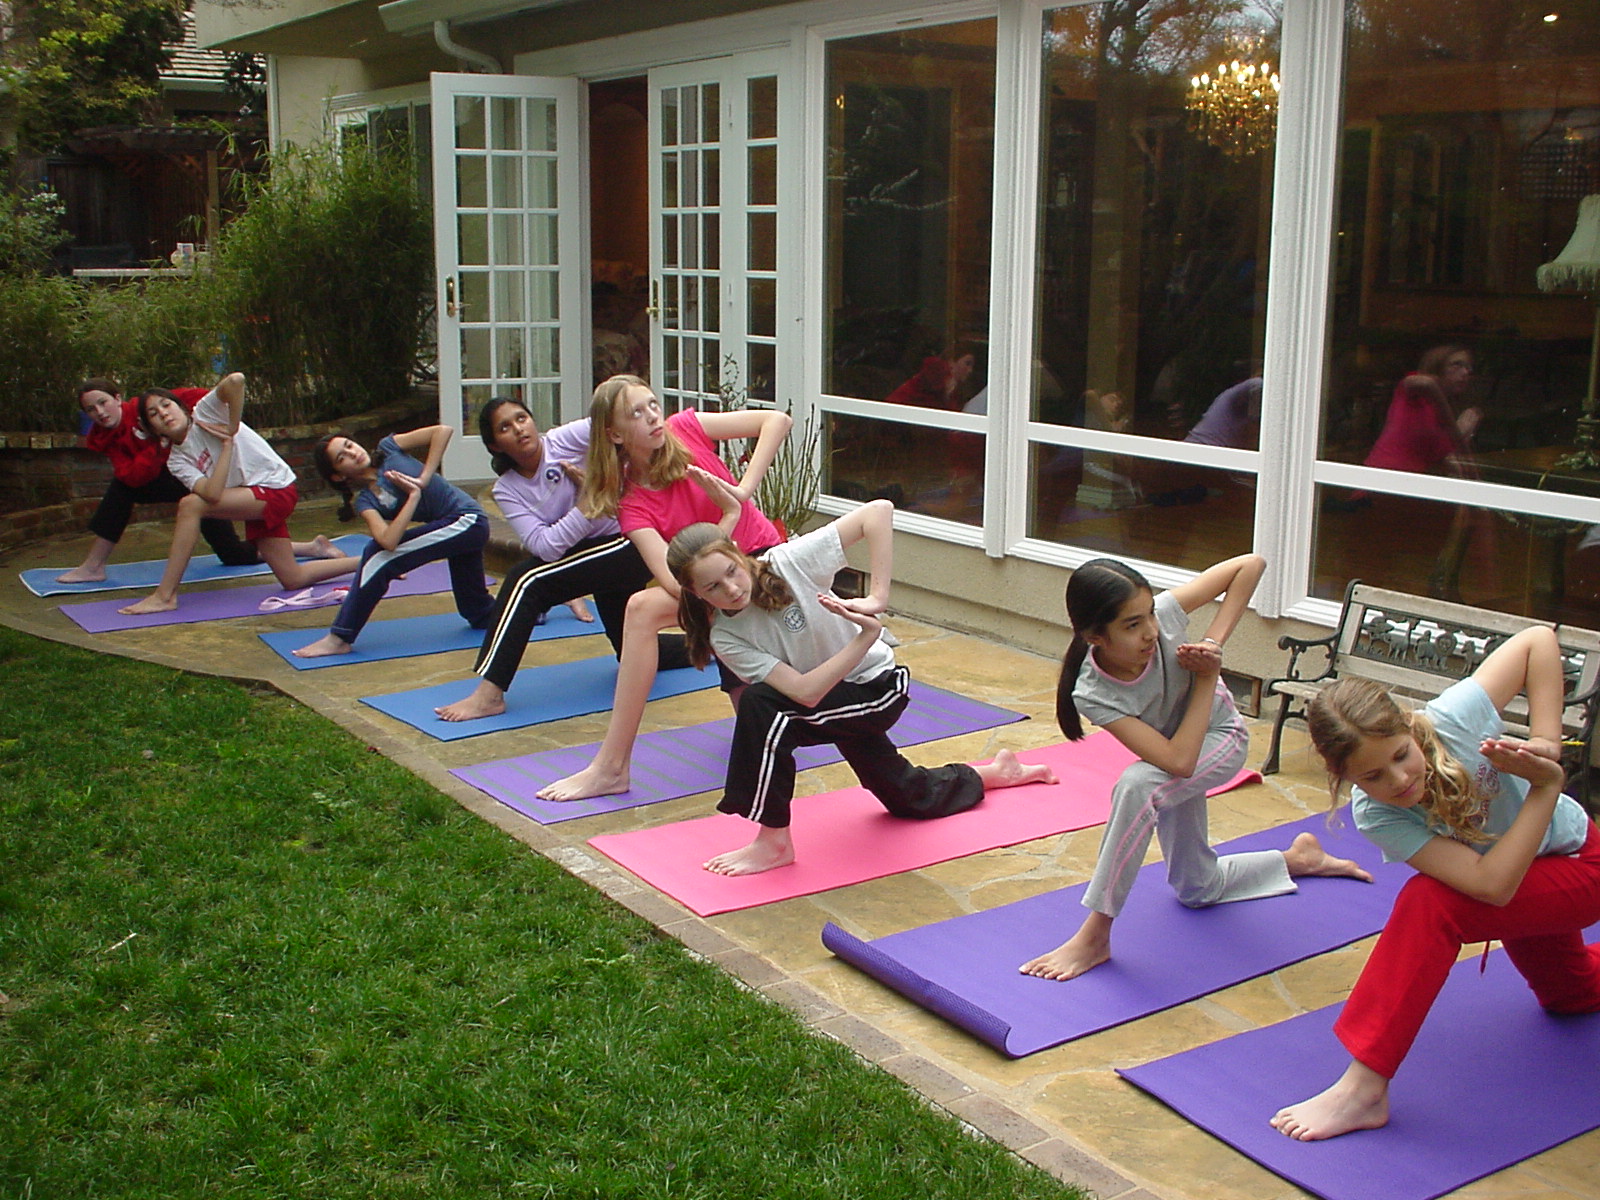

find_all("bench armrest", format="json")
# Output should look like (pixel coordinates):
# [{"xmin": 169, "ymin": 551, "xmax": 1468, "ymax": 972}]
[{"xmin": 1275, "ymin": 630, "xmax": 1338, "ymax": 684}]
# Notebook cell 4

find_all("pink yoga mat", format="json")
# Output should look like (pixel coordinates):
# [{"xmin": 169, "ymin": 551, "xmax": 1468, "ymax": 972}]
[{"xmin": 587, "ymin": 732, "xmax": 1262, "ymax": 916}]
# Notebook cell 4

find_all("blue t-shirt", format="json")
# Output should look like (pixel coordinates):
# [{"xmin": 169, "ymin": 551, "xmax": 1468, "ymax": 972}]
[
  {"xmin": 353, "ymin": 435, "xmax": 482, "ymax": 526},
  {"xmin": 1352, "ymin": 677, "xmax": 1591, "ymax": 864}
]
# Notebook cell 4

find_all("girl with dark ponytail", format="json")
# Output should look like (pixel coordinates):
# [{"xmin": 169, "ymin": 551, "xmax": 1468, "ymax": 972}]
[{"xmin": 1021, "ymin": 553, "xmax": 1371, "ymax": 983}]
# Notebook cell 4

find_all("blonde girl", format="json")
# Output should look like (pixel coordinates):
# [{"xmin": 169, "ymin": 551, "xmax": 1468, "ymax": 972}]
[
  {"xmin": 1019, "ymin": 555, "xmax": 1370, "ymax": 982},
  {"xmin": 666, "ymin": 500, "xmax": 1055, "ymax": 875},
  {"xmin": 536, "ymin": 374, "xmax": 791, "ymax": 802},
  {"xmin": 1271, "ymin": 626, "xmax": 1600, "ymax": 1141}
]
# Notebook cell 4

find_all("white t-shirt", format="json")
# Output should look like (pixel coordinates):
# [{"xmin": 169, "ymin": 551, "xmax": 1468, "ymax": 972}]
[
  {"xmin": 1353, "ymin": 677, "xmax": 1591, "ymax": 864},
  {"xmin": 709, "ymin": 524, "xmax": 895, "ymax": 688},
  {"xmin": 165, "ymin": 388, "xmax": 295, "ymax": 493}
]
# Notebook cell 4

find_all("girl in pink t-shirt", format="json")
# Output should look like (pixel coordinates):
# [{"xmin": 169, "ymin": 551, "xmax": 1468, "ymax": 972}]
[{"xmin": 537, "ymin": 373, "xmax": 791, "ymax": 803}]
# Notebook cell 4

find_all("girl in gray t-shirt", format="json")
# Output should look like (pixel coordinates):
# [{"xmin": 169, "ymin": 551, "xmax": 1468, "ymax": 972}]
[
  {"xmin": 1019, "ymin": 555, "xmax": 1372, "ymax": 984},
  {"xmin": 664, "ymin": 500, "xmax": 1058, "ymax": 877}
]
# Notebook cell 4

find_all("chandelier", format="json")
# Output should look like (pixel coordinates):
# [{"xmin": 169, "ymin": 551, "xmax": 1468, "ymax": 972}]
[{"xmin": 1186, "ymin": 57, "xmax": 1280, "ymax": 159}]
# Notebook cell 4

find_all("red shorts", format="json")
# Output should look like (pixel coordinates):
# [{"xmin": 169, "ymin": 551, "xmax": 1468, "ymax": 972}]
[{"xmin": 244, "ymin": 483, "xmax": 297, "ymax": 543}]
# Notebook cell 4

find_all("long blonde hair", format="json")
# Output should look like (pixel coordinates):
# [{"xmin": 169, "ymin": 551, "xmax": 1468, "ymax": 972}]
[
  {"xmin": 1307, "ymin": 678, "xmax": 1490, "ymax": 844},
  {"xmin": 578, "ymin": 374, "xmax": 694, "ymax": 518},
  {"xmin": 665, "ymin": 523, "xmax": 793, "ymax": 669}
]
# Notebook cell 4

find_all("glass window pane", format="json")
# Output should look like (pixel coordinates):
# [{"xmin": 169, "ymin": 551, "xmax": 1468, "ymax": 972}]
[
  {"xmin": 1316, "ymin": 2, "xmax": 1600, "ymax": 626},
  {"xmin": 749, "ymin": 76, "xmax": 778, "ymax": 140},
  {"xmin": 529, "ymin": 270, "xmax": 558, "ymax": 322},
  {"xmin": 530, "ymin": 327, "xmax": 559, "ymax": 376},
  {"xmin": 661, "ymin": 87, "xmax": 679, "ymax": 147},
  {"xmin": 495, "ymin": 326, "xmax": 523, "ymax": 378},
  {"xmin": 824, "ymin": 20, "xmax": 996, "ymax": 408},
  {"xmin": 704, "ymin": 216, "xmax": 720, "ymax": 270},
  {"xmin": 683, "ymin": 216, "xmax": 699, "ymax": 270},
  {"xmin": 748, "ymin": 144, "xmax": 777, "ymax": 207},
  {"xmin": 461, "ymin": 327, "xmax": 491, "ymax": 378},
  {"xmin": 663, "ymin": 337, "xmax": 681, "ymax": 390},
  {"xmin": 749, "ymin": 212, "xmax": 776, "ymax": 272},
  {"xmin": 825, "ymin": 413, "xmax": 983, "ymax": 526},
  {"xmin": 703, "ymin": 83, "xmax": 720, "ymax": 144},
  {"xmin": 491, "ymin": 155, "xmax": 522, "ymax": 209},
  {"xmin": 703, "ymin": 276, "xmax": 720, "ymax": 333},
  {"xmin": 530, "ymin": 99, "xmax": 556, "ymax": 153},
  {"xmin": 682, "ymin": 275, "xmax": 700, "ymax": 332},
  {"xmin": 528, "ymin": 158, "xmax": 557, "ymax": 209},
  {"xmin": 454, "ymin": 96, "xmax": 485, "ymax": 150},
  {"xmin": 493, "ymin": 213, "xmax": 523, "ymax": 266},
  {"xmin": 749, "ymin": 277, "xmax": 776, "ymax": 338},
  {"xmin": 458, "ymin": 214, "xmax": 488, "ymax": 266},
  {"xmin": 663, "ymin": 153, "xmax": 679, "ymax": 208},
  {"xmin": 492, "ymin": 270, "xmax": 524, "ymax": 323},
  {"xmin": 461, "ymin": 270, "xmax": 490, "ymax": 321},
  {"xmin": 490, "ymin": 96, "xmax": 521, "ymax": 150},
  {"xmin": 662, "ymin": 214, "xmax": 678, "ymax": 268},
  {"xmin": 703, "ymin": 148, "xmax": 720, "ymax": 207},
  {"xmin": 456, "ymin": 155, "xmax": 487, "ymax": 208},
  {"xmin": 461, "ymin": 383, "xmax": 494, "ymax": 430},
  {"xmin": 746, "ymin": 341, "xmax": 776, "ymax": 403},
  {"xmin": 663, "ymin": 275, "xmax": 680, "ymax": 330},
  {"xmin": 682, "ymin": 149, "xmax": 699, "ymax": 208},
  {"xmin": 528, "ymin": 214, "xmax": 557, "ymax": 266},
  {"xmin": 683, "ymin": 85, "xmax": 700, "ymax": 143}
]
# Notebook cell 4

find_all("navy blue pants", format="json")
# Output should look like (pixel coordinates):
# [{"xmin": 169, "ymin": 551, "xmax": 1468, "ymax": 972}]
[{"xmin": 329, "ymin": 511, "xmax": 492, "ymax": 644}]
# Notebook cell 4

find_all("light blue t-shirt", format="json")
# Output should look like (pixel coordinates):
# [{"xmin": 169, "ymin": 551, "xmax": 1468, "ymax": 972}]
[{"xmin": 1352, "ymin": 677, "xmax": 1591, "ymax": 864}]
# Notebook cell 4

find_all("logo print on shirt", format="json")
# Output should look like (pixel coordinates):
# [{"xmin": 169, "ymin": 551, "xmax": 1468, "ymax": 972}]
[{"xmin": 782, "ymin": 606, "xmax": 807, "ymax": 632}]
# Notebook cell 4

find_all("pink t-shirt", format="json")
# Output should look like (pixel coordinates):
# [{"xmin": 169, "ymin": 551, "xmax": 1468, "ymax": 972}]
[
  {"xmin": 617, "ymin": 409, "xmax": 782, "ymax": 552},
  {"xmin": 1363, "ymin": 379, "xmax": 1460, "ymax": 474}
]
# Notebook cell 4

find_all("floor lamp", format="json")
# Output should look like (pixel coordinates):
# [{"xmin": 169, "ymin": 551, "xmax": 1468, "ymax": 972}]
[{"xmin": 1538, "ymin": 192, "xmax": 1600, "ymax": 470}]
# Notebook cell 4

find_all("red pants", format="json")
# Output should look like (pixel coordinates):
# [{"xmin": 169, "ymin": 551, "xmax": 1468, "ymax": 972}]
[{"xmin": 1335, "ymin": 822, "xmax": 1600, "ymax": 1078}]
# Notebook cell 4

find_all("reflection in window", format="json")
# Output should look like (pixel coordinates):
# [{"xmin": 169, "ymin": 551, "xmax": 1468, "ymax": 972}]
[
  {"xmin": 824, "ymin": 20, "xmax": 996, "ymax": 414},
  {"xmin": 1316, "ymin": 2, "xmax": 1600, "ymax": 624},
  {"xmin": 827, "ymin": 413, "xmax": 984, "ymax": 527},
  {"xmin": 1026, "ymin": 2, "xmax": 1274, "ymax": 569}
]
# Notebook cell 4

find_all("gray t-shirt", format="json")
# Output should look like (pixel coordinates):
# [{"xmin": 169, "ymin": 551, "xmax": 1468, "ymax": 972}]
[
  {"xmin": 1353, "ymin": 677, "xmax": 1591, "ymax": 864},
  {"xmin": 709, "ymin": 524, "xmax": 895, "ymax": 688},
  {"xmin": 1075, "ymin": 590, "xmax": 1220, "ymax": 736}
]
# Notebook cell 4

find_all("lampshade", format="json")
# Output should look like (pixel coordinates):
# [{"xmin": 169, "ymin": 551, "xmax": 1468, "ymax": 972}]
[{"xmin": 1538, "ymin": 193, "xmax": 1600, "ymax": 291}]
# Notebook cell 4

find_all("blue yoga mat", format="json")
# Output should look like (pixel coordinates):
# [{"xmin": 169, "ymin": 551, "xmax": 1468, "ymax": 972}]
[
  {"xmin": 823, "ymin": 812, "xmax": 1407, "ymax": 1057},
  {"xmin": 1121, "ymin": 928, "xmax": 1600, "ymax": 1200},
  {"xmin": 21, "ymin": 534, "xmax": 368, "ymax": 596},
  {"xmin": 259, "ymin": 604, "xmax": 601, "ymax": 670},
  {"xmin": 360, "ymin": 654, "xmax": 721, "ymax": 740}
]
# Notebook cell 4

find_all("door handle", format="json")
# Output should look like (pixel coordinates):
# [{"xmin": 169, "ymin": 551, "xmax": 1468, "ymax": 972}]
[
  {"xmin": 445, "ymin": 275, "xmax": 458, "ymax": 318},
  {"xmin": 647, "ymin": 279, "xmax": 660, "ymax": 320}
]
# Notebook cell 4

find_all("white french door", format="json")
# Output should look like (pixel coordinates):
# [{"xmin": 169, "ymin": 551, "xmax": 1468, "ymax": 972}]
[
  {"xmin": 430, "ymin": 73, "xmax": 587, "ymax": 479},
  {"xmin": 648, "ymin": 51, "xmax": 785, "ymax": 413}
]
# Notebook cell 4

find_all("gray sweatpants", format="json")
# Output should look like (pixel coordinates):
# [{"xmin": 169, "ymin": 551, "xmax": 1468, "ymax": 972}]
[{"xmin": 1082, "ymin": 694, "xmax": 1294, "ymax": 918}]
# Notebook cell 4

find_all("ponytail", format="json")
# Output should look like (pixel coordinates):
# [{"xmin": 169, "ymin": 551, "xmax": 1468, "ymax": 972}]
[
  {"xmin": 1056, "ymin": 635, "xmax": 1092, "ymax": 740},
  {"xmin": 312, "ymin": 432, "xmax": 358, "ymax": 522}
]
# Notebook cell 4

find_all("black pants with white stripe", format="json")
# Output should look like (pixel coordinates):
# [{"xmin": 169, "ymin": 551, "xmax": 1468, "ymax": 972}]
[
  {"xmin": 717, "ymin": 665, "xmax": 983, "ymax": 829},
  {"xmin": 472, "ymin": 535, "xmax": 690, "ymax": 691}
]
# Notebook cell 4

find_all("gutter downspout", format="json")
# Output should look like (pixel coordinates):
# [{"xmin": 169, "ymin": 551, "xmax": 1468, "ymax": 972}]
[{"xmin": 434, "ymin": 20, "xmax": 500, "ymax": 73}]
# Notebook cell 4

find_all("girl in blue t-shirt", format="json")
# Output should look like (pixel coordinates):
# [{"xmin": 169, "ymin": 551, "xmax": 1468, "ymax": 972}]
[
  {"xmin": 1271, "ymin": 625, "xmax": 1600, "ymax": 1142},
  {"xmin": 292, "ymin": 424, "xmax": 492, "ymax": 657},
  {"xmin": 1020, "ymin": 554, "xmax": 1371, "ymax": 984}
]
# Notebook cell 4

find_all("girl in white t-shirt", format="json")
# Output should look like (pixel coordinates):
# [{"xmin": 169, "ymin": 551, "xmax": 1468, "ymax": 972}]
[
  {"xmin": 1271, "ymin": 626, "xmax": 1600, "ymax": 1141},
  {"xmin": 117, "ymin": 373, "xmax": 354, "ymax": 615},
  {"xmin": 664, "ymin": 499, "xmax": 1057, "ymax": 876},
  {"xmin": 1019, "ymin": 554, "xmax": 1371, "ymax": 983}
]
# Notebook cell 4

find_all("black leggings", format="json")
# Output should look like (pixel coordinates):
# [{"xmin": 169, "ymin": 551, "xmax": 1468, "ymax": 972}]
[
  {"xmin": 472, "ymin": 534, "xmax": 689, "ymax": 692},
  {"xmin": 90, "ymin": 470, "xmax": 259, "ymax": 565}
]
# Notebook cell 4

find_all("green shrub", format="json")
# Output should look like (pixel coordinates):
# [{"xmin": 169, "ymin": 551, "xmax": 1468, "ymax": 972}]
[
  {"xmin": 208, "ymin": 142, "xmax": 433, "ymax": 427},
  {"xmin": 79, "ymin": 275, "xmax": 218, "ymax": 397},
  {"xmin": 0, "ymin": 273, "xmax": 85, "ymax": 429}
]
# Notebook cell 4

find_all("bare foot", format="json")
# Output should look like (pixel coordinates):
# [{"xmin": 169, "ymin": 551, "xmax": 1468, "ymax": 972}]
[
  {"xmin": 537, "ymin": 760, "xmax": 630, "ymax": 802},
  {"xmin": 1283, "ymin": 832, "xmax": 1373, "ymax": 883},
  {"xmin": 976, "ymin": 748, "xmax": 1060, "ymax": 790},
  {"xmin": 306, "ymin": 535, "xmax": 349, "ymax": 560},
  {"xmin": 703, "ymin": 826, "xmax": 795, "ymax": 875},
  {"xmin": 1270, "ymin": 1061, "xmax": 1390, "ymax": 1141},
  {"xmin": 566, "ymin": 597, "xmax": 595, "ymax": 623},
  {"xmin": 118, "ymin": 593, "xmax": 177, "ymax": 615},
  {"xmin": 434, "ymin": 682, "xmax": 507, "ymax": 722},
  {"xmin": 56, "ymin": 565, "xmax": 107, "ymax": 583},
  {"xmin": 292, "ymin": 632, "xmax": 353, "ymax": 658},
  {"xmin": 1019, "ymin": 911, "xmax": 1112, "ymax": 980}
]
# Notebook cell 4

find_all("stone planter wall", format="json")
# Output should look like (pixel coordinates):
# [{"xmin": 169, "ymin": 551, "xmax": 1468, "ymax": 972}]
[{"xmin": 0, "ymin": 389, "xmax": 439, "ymax": 555}]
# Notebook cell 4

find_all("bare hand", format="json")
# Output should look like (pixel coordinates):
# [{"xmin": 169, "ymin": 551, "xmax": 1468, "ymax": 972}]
[
  {"xmin": 1481, "ymin": 737, "xmax": 1567, "ymax": 788},
  {"xmin": 818, "ymin": 592, "xmax": 881, "ymax": 635},
  {"xmin": 560, "ymin": 460, "xmax": 585, "ymax": 486},
  {"xmin": 195, "ymin": 419, "xmax": 235, "ymax": 441},
  {"xmin": 1175, "ymin": 640, "xmax": 1222, "ymax": 677},
  {"xmin": 831, "ymin": 595, "xmax": 887, "ymax": 617},
  {"xmin": 686, "ymin": 465, "xmax": 741, "ymax": 516},
  {"xmin": 384, "ymin": 469, "xmax": 423, "ymax": 495}
]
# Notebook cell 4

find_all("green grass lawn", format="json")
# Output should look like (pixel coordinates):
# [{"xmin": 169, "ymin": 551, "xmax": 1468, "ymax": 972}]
[{"xmin": 0, "ymin": 627, "xmax": 1089, "ymax": 1200}]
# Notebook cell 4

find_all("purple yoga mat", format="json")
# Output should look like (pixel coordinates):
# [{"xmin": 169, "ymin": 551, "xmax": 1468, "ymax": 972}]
[
  {"xmin": 59, "ymin": 560, "xmax": 483, "ymax": 632},
  {"xmin": 449, "ymin": 680, "xmax": 1027, "ymax": 824},
  {"xmin": 822, "ymin": 812, "xmax": 1408, "ymax": 1057},
  {"xmin": 1120, "ymin": 930, "xmax": 1600, "ymax": 1200}
]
